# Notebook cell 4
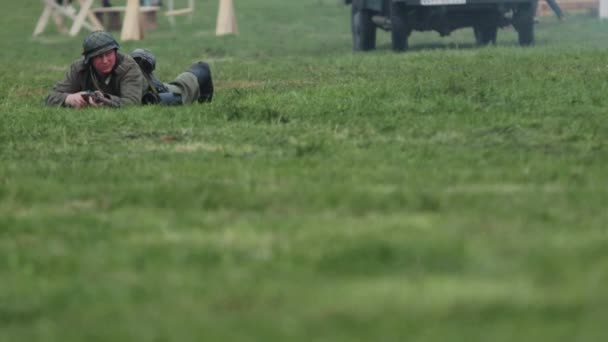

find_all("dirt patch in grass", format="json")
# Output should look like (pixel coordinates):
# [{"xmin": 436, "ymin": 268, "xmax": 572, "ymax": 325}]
[{"xmin": 218, "ymin": 79, "xmax": 312, "ymax": 90}]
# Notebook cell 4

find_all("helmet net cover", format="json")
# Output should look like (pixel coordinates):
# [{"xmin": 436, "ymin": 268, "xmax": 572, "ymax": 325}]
[{"xmin": 82, "ymin": 31, "xmax": 120, "ymax": 64}]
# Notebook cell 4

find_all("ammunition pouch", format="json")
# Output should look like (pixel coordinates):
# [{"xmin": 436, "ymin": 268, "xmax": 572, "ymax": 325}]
[
  {"xmin": 142, "ymin": 92, "xmax": 160, "ymax": 105},
  {"xmin": 140, "ymin": 73, "xmax": 172, "ymax": 105},
  {"xmin": 151, "ymin": 78, "xmax": 169, "ymax": 93}
]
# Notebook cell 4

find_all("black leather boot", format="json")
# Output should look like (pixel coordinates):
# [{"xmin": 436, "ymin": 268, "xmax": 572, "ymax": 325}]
[{"xmin": 186, "ymin": 62, "xmax": 214, "ymax": 103}]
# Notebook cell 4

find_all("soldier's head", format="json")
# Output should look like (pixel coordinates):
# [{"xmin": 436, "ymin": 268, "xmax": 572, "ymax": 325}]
[
  {"xmin": 130, "ymin": 48, "xmax": 156, "ymax": 75},
  {"xmin": 82, "ymin": 31, "xmax": 120, "ymax": 74}
]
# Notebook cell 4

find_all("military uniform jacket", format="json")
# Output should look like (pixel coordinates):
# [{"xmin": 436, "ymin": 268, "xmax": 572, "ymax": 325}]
[{"xmin": 45, "ymin": 52, "xmax": 145, "ymax": 107}]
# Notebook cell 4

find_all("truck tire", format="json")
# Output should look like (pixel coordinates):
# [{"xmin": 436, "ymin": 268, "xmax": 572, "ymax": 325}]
[
  {"xmin": 473, "ymin": 25, "xmax": 497, "ymax": 46},
  {"xmin": 514, "ymin": 2, "xmax": 535, "ymax": 46},
  {"xmin": 390, "ymin": 2, "xmax": 410, "ymax": 52},
  {"xmin": 351, "ymin": 6, "xmax": 376, "ymax": 51}
]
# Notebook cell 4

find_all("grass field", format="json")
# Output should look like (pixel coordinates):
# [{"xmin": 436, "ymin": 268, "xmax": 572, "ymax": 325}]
[{"xmin": 1, "ymin": 1, "xmax": 608, "ymax": 341}]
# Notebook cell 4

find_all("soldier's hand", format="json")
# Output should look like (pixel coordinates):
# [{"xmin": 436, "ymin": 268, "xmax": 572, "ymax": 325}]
[
  {"xmin": 65, "ymin": 92, "xmax": 90, "ymax": 109},
  {"xmin": 87, "ymin": 94, "xmax": 102, "ymax": 107}
]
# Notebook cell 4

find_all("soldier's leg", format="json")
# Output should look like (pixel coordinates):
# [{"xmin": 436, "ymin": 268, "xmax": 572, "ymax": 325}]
[
  {"xmin": 142, "ymin": 91, "xmax": 183, "ymax": 106},
  {"xmin": 166, "ymin": 62, "xmax": 214, "ymax": 105},
  {"xmin": 187, "ymin": 62, "xmax": 214, "ymax": 103}
]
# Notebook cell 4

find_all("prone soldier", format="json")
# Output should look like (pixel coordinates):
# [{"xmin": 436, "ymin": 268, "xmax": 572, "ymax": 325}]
[
  {"xmin": 45, "ymin": 31, "xmax": 214, "ymax": 108},
  {"xmin": 45, "ymin": 31, "xmax": 145, "ymax": 108}
]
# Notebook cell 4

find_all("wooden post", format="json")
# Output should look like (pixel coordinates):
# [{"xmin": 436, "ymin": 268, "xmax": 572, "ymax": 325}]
[
  {"xmin": 189, "ymin": 0, "xmax": 195, "ymax": 24},
  {"xmin": 167, "ymin": 0, "xmax": 175, "ymax": 27},
  {"xmin": 121, "ymin": 0, "xmax": 143, "ymax": 41},
  {"xmin": 69, "ymin": 0, "xmax": 95, "ymax": 36},
  {"xmin": 216, "ymin": 0, "xmax": 238, "ymax": 36},
  {"xmin": 166, "ymin": 0, "xmax": 195, "ymax": 26},
  {"xmin": 601, "ymin": 0, "xmax": 608, "ymax": 19},
  {"xmin": 51, "ymin": 0, "xmax": 71, "ymax": 34},
  {"xmin": 33, "ymin": 3, "xmax": 54, "ymax": 36}
]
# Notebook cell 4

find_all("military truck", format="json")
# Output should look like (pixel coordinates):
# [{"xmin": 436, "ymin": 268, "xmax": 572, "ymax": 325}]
[{"xmin": 346, "ymin": 0, "xmax": 538, "ymax": 51}]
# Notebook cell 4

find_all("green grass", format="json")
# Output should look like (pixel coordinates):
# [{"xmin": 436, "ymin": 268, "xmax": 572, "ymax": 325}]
[{"xmin": 1, "ymin": 1, "xmax": 608, "ymax": 341}]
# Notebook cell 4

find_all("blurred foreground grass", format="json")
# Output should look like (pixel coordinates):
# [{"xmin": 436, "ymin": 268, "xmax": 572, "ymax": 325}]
[{"xmin": 1, "ymin": 1, "xmax": 608, "ymax": 341}]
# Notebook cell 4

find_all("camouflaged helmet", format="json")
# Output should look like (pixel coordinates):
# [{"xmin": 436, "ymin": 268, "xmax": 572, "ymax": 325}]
[
  {"xmin": 82, "ymin": 31, "xmax": 120, "ymax": 64},
  {"xmin": 130, "ymin": 48, "xmax": 156, "ymax": 74}
]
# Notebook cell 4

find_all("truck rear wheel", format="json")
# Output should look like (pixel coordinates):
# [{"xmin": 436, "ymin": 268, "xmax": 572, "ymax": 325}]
[
  {"xmin": 390, "ymin": 2, "xmax": 410, "ymax": 52},
  {"xmin": 474, "ymin": 25, "xmax": 497, "ymax": 46},
  {"xmin": 351, "ymin": 6, "xmax": 376, "ymax": 51},
  {"xmin": 514, "ymin": 2, "xmax": 535, "ymax": 46}
]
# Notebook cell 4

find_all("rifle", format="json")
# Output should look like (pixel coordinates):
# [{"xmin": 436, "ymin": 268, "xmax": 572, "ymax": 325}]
[{"xmin": 81, "ymin": 90, "xmax": 119, "ymax": 108}]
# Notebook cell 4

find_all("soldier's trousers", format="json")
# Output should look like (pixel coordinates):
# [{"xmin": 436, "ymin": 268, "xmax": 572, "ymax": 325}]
[{"xmin": 165, "ymin": 62, "xmax": 214, "ymax": 105}]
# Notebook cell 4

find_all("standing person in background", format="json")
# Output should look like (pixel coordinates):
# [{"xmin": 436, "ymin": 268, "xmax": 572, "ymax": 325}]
[{"xmin": 545, "ymin": 0, "xmax": 564, "ymax": 21}]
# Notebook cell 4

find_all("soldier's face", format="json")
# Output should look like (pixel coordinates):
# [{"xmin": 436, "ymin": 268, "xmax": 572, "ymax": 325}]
[{"xmin": 91, "ymin": 50, "xmax": 117, "ymax": 76}]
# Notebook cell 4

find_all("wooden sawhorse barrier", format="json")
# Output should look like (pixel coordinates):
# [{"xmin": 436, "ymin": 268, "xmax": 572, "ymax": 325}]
[
  {"xmin": 33, "ymin": 0, "xmax": 104, "ymax": 37},
  {"xmin": 34, "ymin": 0, "xmax": 195, "ymax": 40},
  {"xmin": 91, "ymin": 0, "xmax": 194, "ymax": 31}
]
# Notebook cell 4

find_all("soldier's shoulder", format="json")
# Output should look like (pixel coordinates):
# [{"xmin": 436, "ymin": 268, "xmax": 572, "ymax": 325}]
[
  {"xmin": 115, "ymin": 52, "xmax": 141, "ymax": 74},
  {"xmin": 68, "ymin": 57, "xmax": 87, "ymax": 72}
]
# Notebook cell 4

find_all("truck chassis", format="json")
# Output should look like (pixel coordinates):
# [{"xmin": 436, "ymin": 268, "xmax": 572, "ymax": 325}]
[{"xmin": 347, "ymin": 0, "xmax": 538, "ymax": 51}]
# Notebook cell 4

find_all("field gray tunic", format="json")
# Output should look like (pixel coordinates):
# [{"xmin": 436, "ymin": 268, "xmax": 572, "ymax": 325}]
[{"xmin": 45, "ymin": 52, "xmax": 145, "ymax": 107}]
